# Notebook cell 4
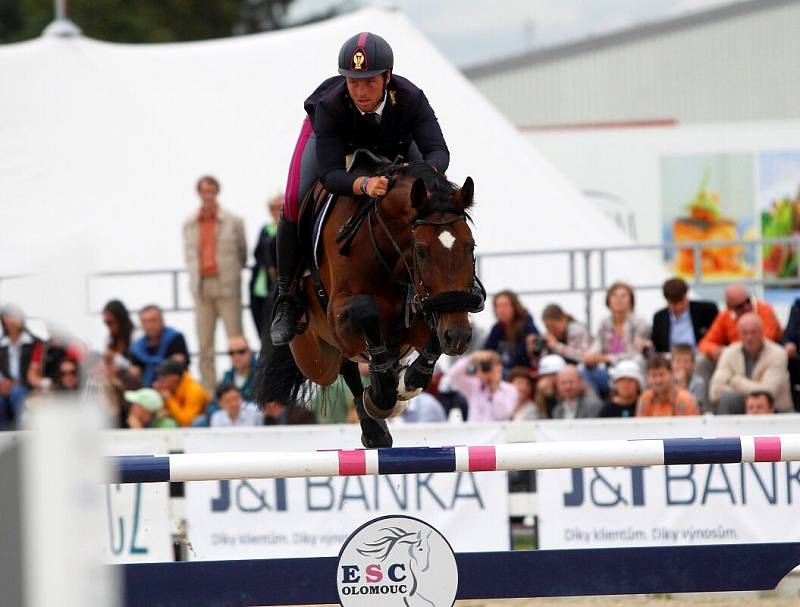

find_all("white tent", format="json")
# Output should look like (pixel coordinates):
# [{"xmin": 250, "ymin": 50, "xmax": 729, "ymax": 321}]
[{"xmin": 0, "ymin": 7, "xmax": 667, "ymax": 337}]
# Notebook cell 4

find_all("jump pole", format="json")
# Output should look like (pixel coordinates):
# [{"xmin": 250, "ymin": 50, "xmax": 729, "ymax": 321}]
[{"xmin": 113, "ymin": 434, "xmax": 800, "ymax": 483}]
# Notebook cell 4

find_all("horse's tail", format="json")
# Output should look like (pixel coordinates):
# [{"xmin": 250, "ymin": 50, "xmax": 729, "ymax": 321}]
[{"xmin": 253, "ymin": 341, "xmax": 310, "ymax": 408}]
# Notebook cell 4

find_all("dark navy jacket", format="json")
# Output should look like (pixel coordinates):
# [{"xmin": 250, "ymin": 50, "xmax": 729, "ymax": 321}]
[
  {"xmin": 483, "ymin": 315, "xmax": 540, "ymax": 371},
  {"xmin": 304, "ymin": 74, "xmax": 450, "ymax": 195}
]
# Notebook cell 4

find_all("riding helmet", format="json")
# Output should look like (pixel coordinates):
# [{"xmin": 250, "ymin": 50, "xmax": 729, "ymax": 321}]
[{"xmin": 338, "ymin": 32, "xmax": 394, "ymax": 78}]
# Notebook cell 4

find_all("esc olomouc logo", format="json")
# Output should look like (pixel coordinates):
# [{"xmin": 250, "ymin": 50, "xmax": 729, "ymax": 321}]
[{"xmin": 336, "ymin": 515, "xmax": 458, "ymax": 607}]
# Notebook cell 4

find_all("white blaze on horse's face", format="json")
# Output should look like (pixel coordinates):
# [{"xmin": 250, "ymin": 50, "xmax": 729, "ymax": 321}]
[{"xmin": 438, "ymin": 230, "xmax": 456, "ymax": 250}]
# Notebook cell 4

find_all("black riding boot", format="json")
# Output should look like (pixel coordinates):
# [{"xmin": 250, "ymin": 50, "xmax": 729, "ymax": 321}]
[{"xmin": 270, "ymin": 216, "xmax": 304, "ymax": 346}]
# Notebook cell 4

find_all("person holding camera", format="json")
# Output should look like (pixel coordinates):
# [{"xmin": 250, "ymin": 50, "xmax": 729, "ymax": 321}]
[
  {"xmin": 483, "ymin": 290, "xmax": 539, "ymax": 373},
  {"xmin": 527, "ymin": 304, "xmax": 590, "ymax": 366},
  {"xmin": 442, "ymin": 351, "xmax": 517, "ymax": 421}
]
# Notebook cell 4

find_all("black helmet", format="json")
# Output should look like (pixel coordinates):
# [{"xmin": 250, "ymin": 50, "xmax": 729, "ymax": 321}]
[{"xmin": 338, "ymin": 32, "xmax": 393, "ymax": 79}]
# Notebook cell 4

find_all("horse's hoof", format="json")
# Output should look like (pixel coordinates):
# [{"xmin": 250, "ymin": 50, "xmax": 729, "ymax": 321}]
[
  {"xmin": 363, "ymin": 387, "xmax": 396, "ymax": 420},
  {"xmin": 396, "ymin": 365, "xmax": 424, "ymax": 401},
  {"xmin": 360, "ymin": 419, "xmax": 393, "ymax": 449}
]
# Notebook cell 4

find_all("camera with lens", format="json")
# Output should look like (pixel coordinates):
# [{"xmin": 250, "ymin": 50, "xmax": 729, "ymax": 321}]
[
  {"xmin": 467, "ymin": 359, "xmax": 494, "ymax": 375},
  {"xmin": 530, "ymin": 335, "xmax": 547, "ymax": 356}
]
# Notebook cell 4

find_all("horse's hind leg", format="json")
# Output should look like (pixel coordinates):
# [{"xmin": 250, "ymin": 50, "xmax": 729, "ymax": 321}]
[
  {"xmin": 344, "ymin": 294, "xmax": 399, "ymax": 420},
  {"xmin": 341, "ymin": 361, "xmax": 392, "ymax": 449}
]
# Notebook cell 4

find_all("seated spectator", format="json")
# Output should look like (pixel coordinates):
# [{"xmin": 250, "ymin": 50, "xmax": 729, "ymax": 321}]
[
  {"xmin": 508, "ymin": 366, "xmax": 539, "ymax": 420},
  {"xmin": 652, "ymin": 278, "xmax": 718, "ymax": 353},
  {"xmin": 0, "ymin": 304, "xmax": 40, "ymax": 430},
  {"xmin": 781, "ymin": 297, "xmax": 800, "ymax": 411},
  {"xmin": 483, "ymin": 290, "xmax": 539, "ymax": 372},
  {"xmin": 309, "ymin": 376, "xmax": 352, "ymax": 424},
  {"xmin": 27, "ymin": 325, "xmax": 86, "ymax": 391},
  {"xmin": 709, "ymin": 313, "xmax": 791, "ymax": 413},
  {"xmin": 698, "ymin": 284, "xmax": 782, "ymax": 363},
  {"xmin": 154, "ymin": 360, "xmax": 209, "ymax": 427},
  {"xmin": 443, "ymin": 351, "xmax": 517, "ymax": 421},
  {"xmin": 583, "ymin": 282, "xmax": 651, "ymax": 399},
  {"xmin": 210, "ymin": 383, "xmax": 263, "ymax": 427},
  {"xmin": 219, "ymin": 335, "xmax": 258, "ymax": 401},
  {"xmin": 671, "ymin": 343, "xmax": 707, "ymax": 411},
  {"xmin": 54, "ymin": 358, "xmax": 81, "ymax": 393},
  {"xmin": 535, "ymin": 304, "xmax": 590, "ymax": 365},
  {"xmin": 637, "ymin": 354, "xmax": 700, "ymax": 417},
  {"xmin": 393, "ymin": 392, "xmax": 447, "ymax": 423},
  {"xmin": 130, "ymin": 305, "xmax": 190, "ymax": 386},
  {"xmin": 745, "ymin": 390, "xmax": 775, "ymax": 415},
  {"xmin": 601, "ymin": 359, "xmax": 643, "ymax": 418},
  {"xmin": 264, "ymin": 400, "xmax": 317, "ymax": 425},
  {"xmin": 125, "ymin": 388, "xmax": 178, "ymax": 429},
  {"xmin": 552, "ymin": 365, "xmax": 603, "ymax": 419},
  {"xmin": 103, "ymin": 299, "xmax": 135, "ymax": 358},
  {"xmin": 534, "ymin": 354, "xmax": 566, "ymax": 418}
]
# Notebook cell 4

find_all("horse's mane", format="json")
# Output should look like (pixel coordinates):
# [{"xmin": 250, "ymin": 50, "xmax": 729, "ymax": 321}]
[{"xmin": 377, "ymin": 161, "xmax": 471, "ymax": 222}]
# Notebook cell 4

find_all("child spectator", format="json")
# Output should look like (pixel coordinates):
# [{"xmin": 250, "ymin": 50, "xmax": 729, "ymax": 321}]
[
  {"xmin": 601, "ymin": 360, "xmax": 643, "ymax": 418},
  {"xmin": 443, "ymin": 351, "xmax": 518, "ymax": 421},
  {"xmin": 130, "ymin": 305, "xmax": 190, "ymax": 387},
  {"xmin": 153, "ymin": 360, "xmax": 209, "ymax": 427},
  {"xmin": 124, "ymin": 388, "xmax": 178, "ymax": 429},
  {"xmin": 552, "ymin": 365, "xmax": 603, "ymax": 419},
  {"xmin": 483, "ymin": 290, "xmax": 539, "ymax": 372},
  {"xmin": 210, "ymin": 383, "xmax": 262, "ymax": 427},
  {"xmin": 537, "ymin": 304, "xmax": 590, "ymax": 365},
  {"xmin": 534, "ymin": 354, "xmax": 566, "ymax": 418},
  {"xmin": 508, "ymin": 366, "xmax": 539, "ymax": 420},
  {"xmin": 745, "ymin": 390, "xmax": 775, "ymax": 415},
  {"xmin": 671, "ymin": 343, "xmax": 707, "ymax": 411},
  {"xmin": 637, "ymin": 354, "xmax": 700, "ymax": 417}
]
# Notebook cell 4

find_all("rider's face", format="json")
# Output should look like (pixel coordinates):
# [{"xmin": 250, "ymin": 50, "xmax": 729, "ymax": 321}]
[{"xmin": 346, "ymin": 74, "xmax": 387, "ymax": 113}]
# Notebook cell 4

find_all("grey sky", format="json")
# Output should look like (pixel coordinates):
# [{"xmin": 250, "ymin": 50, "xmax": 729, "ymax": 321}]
[{"xmin": 289, "ymin": 0, "xmax": 742, "ymax": 67}]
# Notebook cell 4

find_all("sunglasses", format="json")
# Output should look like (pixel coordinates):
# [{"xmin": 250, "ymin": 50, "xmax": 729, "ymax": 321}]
[
  {"xmin": 731, "ymin": 299, "xmax": 751, "ymax": 313},
  {"xmin": 228, "ymin": 348, "xmax": 249, "ymax": 356}
]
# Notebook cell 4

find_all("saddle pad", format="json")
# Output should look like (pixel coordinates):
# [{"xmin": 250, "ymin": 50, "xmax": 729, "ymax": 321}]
[{"xmin": 312, "ymin": 193, "xmax": 335, "ymax": 269}]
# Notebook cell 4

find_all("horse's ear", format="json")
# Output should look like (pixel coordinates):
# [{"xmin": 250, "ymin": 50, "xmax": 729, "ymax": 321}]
[
  {"xmin": 410, "ymin": 177, "xmax": 428, "ymax": 209},
  {"xmin": 459, "ymin": 177, "xmax": 475, "ymax": 209}
]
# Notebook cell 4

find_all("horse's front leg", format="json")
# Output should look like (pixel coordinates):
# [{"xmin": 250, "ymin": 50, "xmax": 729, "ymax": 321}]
[
  {"xmin": 339, "ymin": 293, "xmax": 400, "ymax": 420},
  {"xmin": 400, "ymin": 329, "xmax": 442, "ymax": 399},
  {"xmin": 341, "ymin": 360, "xmax": 392, "ymax": 449}
]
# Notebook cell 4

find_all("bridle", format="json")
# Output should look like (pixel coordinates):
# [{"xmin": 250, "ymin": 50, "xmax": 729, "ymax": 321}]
[{"xmin": 366, "ymin": 190, "xmax": 483, "ymax": 327}]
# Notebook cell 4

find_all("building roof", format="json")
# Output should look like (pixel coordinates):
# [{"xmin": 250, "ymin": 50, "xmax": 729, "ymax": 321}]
[{"xmin": 463, "ymin": 0, "xmax": 795, "ymax": 78}]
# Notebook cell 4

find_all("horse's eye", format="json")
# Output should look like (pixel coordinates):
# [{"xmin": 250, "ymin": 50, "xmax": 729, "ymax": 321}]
[{"xmin": 415, "ymin": 244, "xmax": 428, "ymax": 260}]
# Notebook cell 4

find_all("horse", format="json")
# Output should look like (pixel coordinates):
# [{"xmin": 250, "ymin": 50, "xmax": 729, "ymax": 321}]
[
  {"xmin": 254, "ymin": 160, "xmax": 480, "ymax": 448},
  {"xmin": 357, "ymin": 526, "xmax": 434, "ymax": 607}
]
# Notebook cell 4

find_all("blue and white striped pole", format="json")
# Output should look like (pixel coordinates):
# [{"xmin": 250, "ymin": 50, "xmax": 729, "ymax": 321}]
[{"xmin": 112, "ymin": 434, "xmax": 800, "ymax": 484}]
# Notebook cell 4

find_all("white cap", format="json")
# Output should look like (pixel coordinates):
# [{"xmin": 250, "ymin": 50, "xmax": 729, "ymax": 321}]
[
  {"xmin": 537, "ymin": 354, "xmax": 567, "ymax": 376},
  {"xmin": 609, "ymin": 359, "xmax": 644, "ymax": 388}
]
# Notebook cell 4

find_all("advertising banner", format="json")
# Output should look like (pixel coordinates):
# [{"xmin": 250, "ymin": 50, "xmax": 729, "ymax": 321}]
[
  {"xmin": 537, "ymin": 420, "xmax": 800, "ymax": 549},
  {"xmin": 184, "ymin": 424, "xmax": 509, "ymax": 559},
  {"xmin": 103, "ymin": 435, "xmax": 173, "ymax": 563}
]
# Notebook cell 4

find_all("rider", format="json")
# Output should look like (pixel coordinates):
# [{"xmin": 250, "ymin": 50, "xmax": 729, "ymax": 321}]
[{"xmin": 270, "ymin": 32, "xmax": 451, "ymax": 346}]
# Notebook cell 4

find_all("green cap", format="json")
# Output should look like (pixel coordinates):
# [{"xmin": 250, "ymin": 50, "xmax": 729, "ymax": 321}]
[{"xmin": 124, "ymin": 388, "xmax": 164, "ymax": 413}]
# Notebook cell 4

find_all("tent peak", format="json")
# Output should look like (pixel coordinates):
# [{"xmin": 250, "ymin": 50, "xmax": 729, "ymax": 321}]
[{"xmin": 42, "ymin": 18, "xmax": 82, "ymax": 38}]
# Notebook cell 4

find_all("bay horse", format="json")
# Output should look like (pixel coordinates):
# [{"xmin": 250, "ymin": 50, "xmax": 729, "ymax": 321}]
[{"xmin": 254, "ymin": 160, "xmax": 480, "ymax": 448}]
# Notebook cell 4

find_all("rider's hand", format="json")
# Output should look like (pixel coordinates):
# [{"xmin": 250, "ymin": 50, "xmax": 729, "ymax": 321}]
[{"xmin": 365, "ymin": 176, "xmax": 389, "ymax": 197}]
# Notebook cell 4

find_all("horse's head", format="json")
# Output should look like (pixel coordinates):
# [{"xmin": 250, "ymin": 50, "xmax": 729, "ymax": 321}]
[
  {"xmin": 406, "ymin": 530, "xmax": 432, "ymax": 572},
  {"xmin": 407, "ymin": 173, "xmax": 477, "ymax": 355}
]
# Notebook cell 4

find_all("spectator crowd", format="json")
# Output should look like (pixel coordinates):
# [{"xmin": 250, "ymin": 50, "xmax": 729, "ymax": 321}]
[{"xmin": 2, "ymin": 176, "xmax": 798, "ymax": 431}]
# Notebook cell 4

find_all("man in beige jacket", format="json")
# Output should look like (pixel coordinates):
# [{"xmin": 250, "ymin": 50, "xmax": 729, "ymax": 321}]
[
  {"xmin": 709, "ymin": 313, "xmax": 791, "ymax": 413},
  {"xmin": 183, "ymin": 176, "xmax": 247, "ymax": 391}
]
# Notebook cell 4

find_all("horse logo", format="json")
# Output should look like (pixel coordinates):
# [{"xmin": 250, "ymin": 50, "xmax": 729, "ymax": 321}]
[
  {"xmin": 337, "ymin": 515, "xmax": 458, "ymax": 607},
  {"xmin": 353, "ymin": 49, "xmax": 366, "ymax": 70}
]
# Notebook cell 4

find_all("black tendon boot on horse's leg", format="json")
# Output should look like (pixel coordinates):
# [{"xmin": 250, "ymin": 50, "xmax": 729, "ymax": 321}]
[
  {"xmin": 346, "ymin": 294, "xmax": 399, "ymax": 420},
  {"xmin": 402, "ymin": 333, "xmax": 442, "ymax": 396},
  {"xmin": 341, "ymin": 361, "xmax": 392, "ymax": 449},
  {"xmin": 270, "ymin": 216, "xmax": 304, "ymax": 346}
]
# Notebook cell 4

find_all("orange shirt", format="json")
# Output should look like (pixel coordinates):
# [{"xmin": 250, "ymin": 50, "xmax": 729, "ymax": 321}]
[
  {"xmin": 697, "ymin": 300, "xmax": 782, "ymax": 358},
  {"xmin": 198, "ymin": 205, "xmax": 219, "ymax": 277},
  {"xmin": 164, "ymin": 372, "xmax": 210, "ymax": 427},
  {"xmin": 637, "ymin": 387, "xmax": 699, "ymax": 417}
]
